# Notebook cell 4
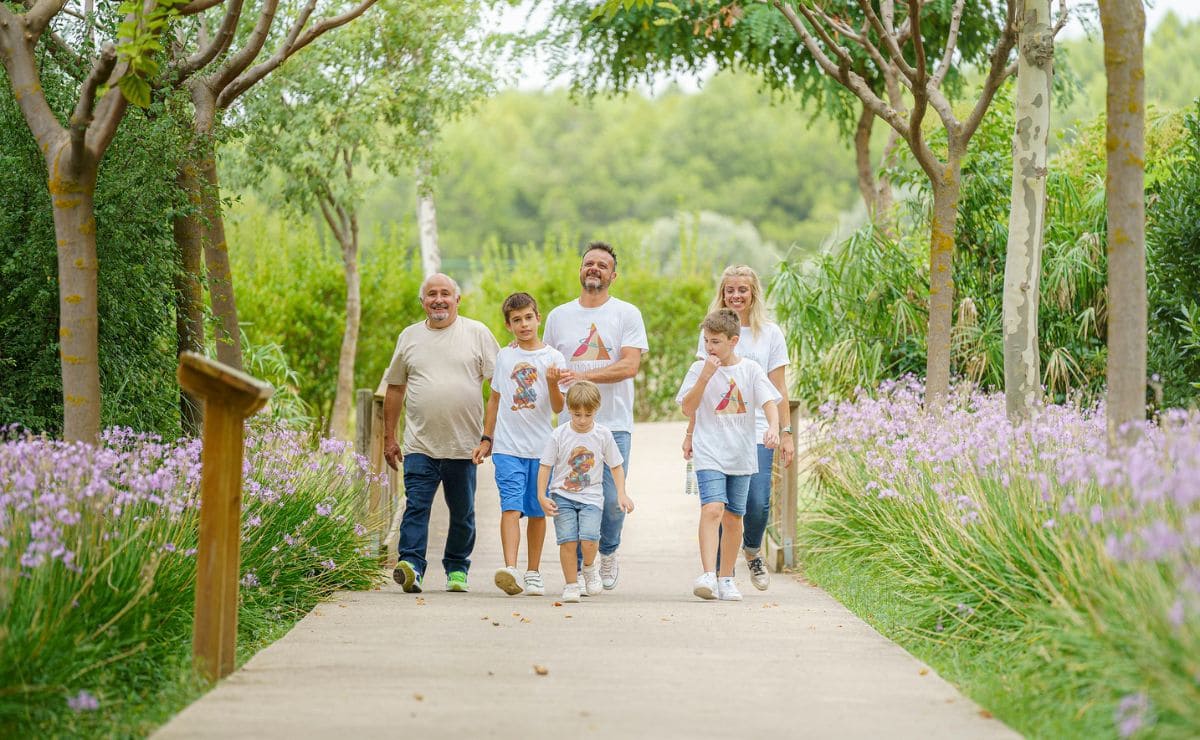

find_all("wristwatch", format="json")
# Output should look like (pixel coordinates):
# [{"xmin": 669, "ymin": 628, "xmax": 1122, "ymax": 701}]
[
  {"xmin": 781, "ymin": 426, "xmax": 792, "ymax": 435},
  {"xmin": 480, "ymin": 434, "xmax": 493, "ymax": 444}
]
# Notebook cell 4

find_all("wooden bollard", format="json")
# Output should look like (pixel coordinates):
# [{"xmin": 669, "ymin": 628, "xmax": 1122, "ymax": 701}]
[{"xmin": 177, "ymin": 352, "xmax": 273, "ymax": 682}]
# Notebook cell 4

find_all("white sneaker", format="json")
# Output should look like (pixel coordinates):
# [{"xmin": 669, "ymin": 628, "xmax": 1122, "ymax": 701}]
[
  {"xmin": 581, "ymin": 562, "xmax": 602, "ymax": 596},
  {"xmin": 745, "ymin": 554, "xmax": 770, "ymax": 591},
  {"xmin": 562, "ymin": 582, "xmax": 582, "ymax": 603},
  {"xmin": 718, "ymin": 577, "xmax": 743, "ymax": 601},
  {"xmin": 693, "ymin": 572, "xmax": 718, "ymax": 600},
  {"xmin": 524, "ymin": 570, "xmax": 545, "ymax": 596},
  {"xmin": 494, "ymin": 566, "xmax": 523, "ymax": 595},
  {"xmin": 600, "ymin": 553, "xmax": 619, "ymax": 590}
]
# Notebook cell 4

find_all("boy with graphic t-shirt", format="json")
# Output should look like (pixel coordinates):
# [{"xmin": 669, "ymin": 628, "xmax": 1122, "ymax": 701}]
[
  {"xmin": 474, "ymin": 293, "xmax": 566, "ymax": 596},
  {"xmin": 676, "ymin": 309, "xmax": 780, "ymax": 602},
  {"xmin": 537, "ymin": 381, "xmax": 634, "ymax": 603}
]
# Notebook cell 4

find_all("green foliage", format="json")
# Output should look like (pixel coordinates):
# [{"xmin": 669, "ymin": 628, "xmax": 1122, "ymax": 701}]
[
  {"xmin": 0, "ymin": 65, "xmax": 186, "ymax": 436},
  {"xmin": 778, "ymin": 85, "xmax": 1200, "ymax": 410}
]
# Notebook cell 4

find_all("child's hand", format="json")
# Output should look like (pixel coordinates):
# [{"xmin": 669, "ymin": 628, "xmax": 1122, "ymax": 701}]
[
  {"xmin": 618, "ymin": 494, "xmax": 635, "ymax": 514},
  {"xmin": 699, "ymin": 354, "xmax": 721, "ymax": 378},
  {"xmin": 539, "ymin": 496, "xmax": 558, "ymax": 516},
  {"xmin": 546, "ymin": 366, "xmax": 561, "ymax": 384},
  {"xmin": 763, "ymin": 427, "xmax": 779, "ymax": 450},
  {"xmin": 471, "ymin": 439, "xmax": 492, "ymax": 464},
  {"xmin": 681, "ymin": 434, "xmax": 692, "ymax": 460}
]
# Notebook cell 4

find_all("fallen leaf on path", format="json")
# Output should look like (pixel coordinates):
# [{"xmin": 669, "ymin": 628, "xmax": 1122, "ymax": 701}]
[
  {"xmin": 415, "ymin": 597, "xmax": 426, "ymax": 606},
  {"xmin": 491, "ymin": 620, "xmax": 500, "ymax": 626},
  {"xmin": 979, "ymin": 710, "xmax": 993, "ymax": 719},
  {"xmin": 533, "ymin": 665, "xmax": 549, "ymax": 676},
  {"xmin": 564, "ymin": 615, "xmax": 573, "ymax": 619},
  {"xmin": 413, "ymin": 693, "xmax": 424, "ymax": 701},
  {"xmin": 919, "ymin": 668, "xmax": 929, "ymax": 676},
  {"xmin": 552, "ymin": 602, "xmax": 563, "ymax": 607},
  {"xmin": 338, "ymin": 604, "xmax": 347, "ymax": 609},
  {"xmin": 481, "ymin": 616, "xmax": 489, "ymax": 620},
  {"xmin": 512, "ymin": 612, "xmax": 521, "ymax": 617},
  {"xmin": 660, "ymin": 617, "xmax": 671, "ymax": 622},
  {"xmin": 520, "ymin": 617, "xmax": 531, "ymax": 623}
]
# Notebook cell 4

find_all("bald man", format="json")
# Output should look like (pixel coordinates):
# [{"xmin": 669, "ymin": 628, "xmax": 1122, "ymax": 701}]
[{"xmin": 384, "ymin": 273, "xmax": 499, "ymax": 594}]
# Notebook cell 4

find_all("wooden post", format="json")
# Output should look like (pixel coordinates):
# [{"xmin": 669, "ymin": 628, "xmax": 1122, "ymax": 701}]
[
  {"xmin": 354, "ymin": 389, "xmax": 373, "ymax": 460},
  {"xmin": 177, "ymin": 352, "xmax": 273, "ymax": 682},
  {"xmin": 781, "ymin": 401, "xmax": 801, "ymax": 569}
]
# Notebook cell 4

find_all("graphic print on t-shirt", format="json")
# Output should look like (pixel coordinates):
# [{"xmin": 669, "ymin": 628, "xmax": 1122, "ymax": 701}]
[
  {"xmin": 714, "ymin": 378, "xmax": 747, "ymax": 415},
  {"xmin": 509, "ymin": 362, "xmax": 539, "ymax": 411},
  {"xmin": 563, "ymin": 445, "xmax": 596, "ymax": 492},
  {"xmin": 573, "ymin": 323, "xmax": 612, "ymax": 361}
]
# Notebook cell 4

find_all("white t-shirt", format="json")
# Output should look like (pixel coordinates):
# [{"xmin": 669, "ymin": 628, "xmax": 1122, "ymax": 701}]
[
  {"xmin": 543, "ymin": 297, "xmax": 649, "ymax": 433},
  {"xmin": 539, "ymin": 422, "xmax": 624, "ymax": 508},
  {"xmin": 490, "ymin": 344, "xmax": 566, "ymax": 458},
  {"xmin": 695, "ymin": 322, "xmax": 788, "ymax": 437},
  {"xmin": 384, "ymin": 317, "xmax": 499, "ymax": 459},
  {"xmin": 676, "ymin": 359, "xmax": 781, "ymax": 475}
]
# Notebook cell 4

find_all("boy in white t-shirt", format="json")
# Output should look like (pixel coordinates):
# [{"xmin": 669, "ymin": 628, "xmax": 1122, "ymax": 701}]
[
  {"xmin": 676, "ymin": 309, "xmax": 780, "ymax": 602},
  {"xmin": 537, "ymin": 381, "xmax": 634, "ymax": 603},
  {"xmin": 474, "ymin": 293, "xmax": 566, "ymax": 596}
]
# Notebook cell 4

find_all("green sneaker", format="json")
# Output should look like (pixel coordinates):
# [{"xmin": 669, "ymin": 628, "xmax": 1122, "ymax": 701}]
[
  {"xmin": 393, "ymin": 560, "xmax": 422, "ymax": 593},
  {"xmin": 446, "ymin": 571, "xmax": 469, "ymax": 592}
]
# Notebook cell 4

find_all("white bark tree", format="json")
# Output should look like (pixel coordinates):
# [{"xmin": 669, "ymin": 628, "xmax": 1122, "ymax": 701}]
[{"xmin": 1002, "ymin": 0, "xmax": 1056, "ymax": 422}]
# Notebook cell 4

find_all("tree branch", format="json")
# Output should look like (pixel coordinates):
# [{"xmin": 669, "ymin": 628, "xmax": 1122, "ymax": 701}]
[
  {"xmin": 174, "ymin": 0, "xmax": 247, "ymax": 82},
  {"xmin": 931, "ymin": 0, "xmax": 966, "ymax": 88},
  {"xmin": 218, "ymin": 0, "xmax": 378, "ymax": 108},
  {"xmin": 46, "ymin": 29, "xmax": 87, "ymax": 79},
  {"xmin": 960, "ymin": 0, "xmax": 1018, "ymax": 147},
  {"xmin": 68, "ymin": 42, "xmax": 116, "ymax": 173},
  {"xmin": 855, "ymin": 0, "xmax": 917, "ymax": 81},
  {"xmin": 208, "ymin": 0, "xmax": 281, "ymax": 95},
  {"xmin": 23, "ymin": 0, "xmax": 67, "ymax": 36},
  {"xmin": 178, "ymin": 0, "xmax": 226, "ymax": 15},
  {"xmin": 1051, "ymin": 0, "xmax": 1069, "ymax": 37}
]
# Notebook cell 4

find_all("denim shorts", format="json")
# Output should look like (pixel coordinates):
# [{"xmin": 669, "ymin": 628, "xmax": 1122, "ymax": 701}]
[
  {"xmin": 695, "ymin": 470, "xmax": 751, "ymax": 515},
  {"xmin": 550, "ymin": 493, "xmax": 602, "ymax": 544},
  {"xmin": 492, "ymin": 454, "xmax": 545, "ymax": 517}
]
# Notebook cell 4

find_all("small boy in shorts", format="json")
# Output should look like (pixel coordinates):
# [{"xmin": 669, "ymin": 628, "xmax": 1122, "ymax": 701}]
[
  {"xmin": 537, "ymin": 381, "xmax": 634, "ymax": 603},
  {"xmin": 676, "ymin": 309, "xmax": 780, "ymax": 601},
  {"xmin": 474, "ymin": 292, "xmax": 566, "ymax": 596}
]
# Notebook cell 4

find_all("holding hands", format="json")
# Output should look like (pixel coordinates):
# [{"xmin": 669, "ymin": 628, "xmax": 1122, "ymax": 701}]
[{"xmin": 539, "ymin": 494, "xmax": 558, "ymax": 517}]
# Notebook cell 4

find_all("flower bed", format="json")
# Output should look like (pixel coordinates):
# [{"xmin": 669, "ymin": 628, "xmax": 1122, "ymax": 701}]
[
  {"xmin": 0, "ymin": 425, "xmax": 381, "ymax": 735},
  {"xmin": 806, "ymin": 380, "xmax": 1199, "ymax": 737}
]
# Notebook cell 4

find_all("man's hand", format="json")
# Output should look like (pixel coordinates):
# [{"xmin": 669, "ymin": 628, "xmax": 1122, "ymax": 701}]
[
  {"xmin": 681, "ymin": 434, "xmax": 693, "ymax": 460},
  {"xmin": 557, "ymin": 368, "xmax": 582, "ymax": 386},
  {"xmin": 780, "ymin": 432, "xmax": 795, "ymax": 467},
  {"xmin": 539, "ymin": 495, "xmax": 558, "ymax": 516},
  {"xmin": 471, "ymin": 438, "xmax": 493, "ymax": 464},
  {"xmin": 384, "ymin": 440, "xmax": 403, "ymax": 470},
  {"xmin": 618, "ymin": 493, "xmax": 635, "ymax": 514}
]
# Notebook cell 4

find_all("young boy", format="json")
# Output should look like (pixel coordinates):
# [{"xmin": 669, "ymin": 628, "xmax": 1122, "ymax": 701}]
[
  {"xmin": 676, "ymin": 309, "xmax": 780, "ymax": 602},
  {"xmin": 537, "ymin": 381, "xmax": 634, "ymax": 603},
  {"xmin": 474, "ymin": 293, "xmax": 566, "ymax": 596}
]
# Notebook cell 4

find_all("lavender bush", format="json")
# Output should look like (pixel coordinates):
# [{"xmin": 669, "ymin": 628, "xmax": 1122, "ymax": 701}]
[
  {"xmin": 0, "ymin": 424, "xmax": 381, "ymax": 735},
  {"xmin": 806, "ymin": 379, "xmax": 1199, "ymax": 738}
]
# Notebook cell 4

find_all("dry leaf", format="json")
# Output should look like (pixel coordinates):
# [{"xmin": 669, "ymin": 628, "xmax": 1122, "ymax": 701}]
[
  {"xmin": 413, "ymin": 693, "xmax": 424, "ymax": 701},
  {"xmin": 919, "ymin": 668, "xmax": 930, "ymax": 676},
  {"xmin": 564, "ymin": 615, "xmax": 573, "ymax": 619},
  {"xmin": 520, "ymin": 617, "xmax": 531, "ymax": 623},
  {"xmin": 512, "ymin": 612, "xmax": 520, "ymax": 617},
  {"xmin": 491, "ymin": 620, "xmax": 500, "ymax": 626},
  {"xmin": 979, "ymin": 710, "xmax": 993, "ymax": 719},
  {"xmin": 533, "ymin": 665, "xmax": 549, "ymax": 676},
  {"xmin": 338, "ymin": 604, "xmax": 347, "ymax": 609},
  {"xmin": 552, "ymin": 602, "xmax": 563, "ymax": 607},
  {"xmin": 481, "ymin": 616, "xmax": 489, "ymax": 620},
  {"xmin": 415, "ymin": 597, "xmax": 426, "ymax": 606}
]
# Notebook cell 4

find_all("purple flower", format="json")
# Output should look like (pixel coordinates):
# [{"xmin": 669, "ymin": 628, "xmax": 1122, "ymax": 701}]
[
  {"xmin": 321, "ymin": 559, "xmax": 337, "ymax": 571},
  {"xmin": 1114, "ymin": 692, "xmax": 1151, "ymax": 737},
  {"xmin": 241, "ymin": 572, "xmax": 260, "ymax": 588},
  {"xmin": 67, "ymin": 690, "xmax": 100, "ymax": 712}
]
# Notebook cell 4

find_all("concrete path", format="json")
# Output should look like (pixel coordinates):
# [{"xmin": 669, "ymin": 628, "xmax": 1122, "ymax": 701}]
[{"xmin": 156, "ymin": 421, "xmax": 1016, "ymax": 739}]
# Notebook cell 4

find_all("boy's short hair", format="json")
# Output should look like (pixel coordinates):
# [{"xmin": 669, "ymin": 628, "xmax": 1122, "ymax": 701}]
[
  {"xmin": 502, "ymin": 292, "xmax": 538, "ymax": 322},
  {"xmin": 583, "ymin": 241, "xmax": 617, "ymax": 270},
  {"xmin": 702, "ymin": 308, "xmax": 741, "ymax": 339},
  {"xmin": 566, "ymin": 381, "xmax": 602, "ymax": 412}
]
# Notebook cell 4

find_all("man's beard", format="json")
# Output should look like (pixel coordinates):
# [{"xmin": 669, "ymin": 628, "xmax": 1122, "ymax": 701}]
[
  {"xmin": 428, "ymin": 309, "xmax": 451, "ymax": 322},
  {"xmin": 581, "ymin": 274, "xmax": 607, "ymax": 292}
]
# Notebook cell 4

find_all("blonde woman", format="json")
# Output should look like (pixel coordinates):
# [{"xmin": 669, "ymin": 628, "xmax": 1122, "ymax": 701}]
[{"xmin": 683, "ymin": 265, "xmax": 794, "ymax": 591}]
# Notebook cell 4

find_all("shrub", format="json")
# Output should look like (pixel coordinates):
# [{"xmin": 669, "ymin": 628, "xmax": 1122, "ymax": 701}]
[{"xmin": 0, "ymin": 426, "xmax": 379, "ymax": 735}]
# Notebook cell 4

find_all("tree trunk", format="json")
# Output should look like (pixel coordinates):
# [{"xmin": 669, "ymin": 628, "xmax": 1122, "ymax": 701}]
[
  {"xmin": 926, "ymin": 171, "xmax": 962, "ymax": 405},
  {"xmin": 198, "ymin": 152, "xmax": 243, "ymax": 371},
  {"xmin": 48, "ymin": 150, "xmax": 102, "ymax": 443},
  {"xmin": 853, "ymin": 105, "xmax": 895, "ymax": 222},
  {"xmin": 174, "ymin": 160, "xmax": 206, "ymax": 436},
  {"xmin": 1099, "ymin": 0, "xmax": 1147, "ymax": 444},
  {"xmin": 328, "ymin": 213, "xmax": 361, "ymax": 440},
  {"xmin": 1002, "ymin": 0, "xmax": 1054, "ymax": 422},
  {"xmin": 416, "ymin": 159, "xmax": 440, "ymax": 277}
]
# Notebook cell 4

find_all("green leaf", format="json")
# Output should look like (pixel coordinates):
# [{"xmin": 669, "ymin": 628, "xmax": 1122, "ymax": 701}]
[{"xmin": 118, "ymin": 75, "xmax": 152, "ymax": 108}]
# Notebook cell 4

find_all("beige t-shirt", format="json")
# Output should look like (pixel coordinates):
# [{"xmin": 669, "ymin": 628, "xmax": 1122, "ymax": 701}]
[{"xmin": 385, "ymin": 317, "xmax": 499, "ymax": 459}]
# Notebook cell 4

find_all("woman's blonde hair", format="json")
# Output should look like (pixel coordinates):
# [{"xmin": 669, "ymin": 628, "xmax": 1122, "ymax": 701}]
[{"xmin": 708, "ymin": 264, "xmax": 766, "ymax": 338}]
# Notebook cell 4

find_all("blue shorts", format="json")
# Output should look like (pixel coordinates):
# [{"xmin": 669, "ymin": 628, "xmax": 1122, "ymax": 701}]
[
  {"xmin": 550, "ymin": 494, "xmax": 601, "ymax": 544},
  {"xmin": 493, "ymin": 454, "xmax": 545, "ymax": 518},
  {"xmin": 695, "ymin": 470, "xmax": 751, "ymax": 516}
]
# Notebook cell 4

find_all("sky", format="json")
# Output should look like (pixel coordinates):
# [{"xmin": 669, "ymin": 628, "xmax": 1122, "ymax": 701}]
[{"xmin": 493, "ymin": 0, "xmax": 1200, "ymax": 92}]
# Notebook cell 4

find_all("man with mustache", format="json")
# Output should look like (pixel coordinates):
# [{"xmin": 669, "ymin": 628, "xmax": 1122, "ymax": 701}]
[
  {"xmin": 543, "ymin": 242, "xmax": 649, "ymax": 590},
  {"xmin": 383, "ymin": 273, "xmax": 499, "ymax": 594}
]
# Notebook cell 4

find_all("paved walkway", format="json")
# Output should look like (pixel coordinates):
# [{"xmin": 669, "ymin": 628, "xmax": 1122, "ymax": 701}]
[{"xmin": 156, "ymin": 421, "xmax": 1015, "ymax": 739}]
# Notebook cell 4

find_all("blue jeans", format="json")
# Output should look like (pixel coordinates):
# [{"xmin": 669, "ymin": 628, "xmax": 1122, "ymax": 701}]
[
  {"xmin": 551, "ymin": 494, "xmax": 602, "ymax": 544},
  {"xmin": 397, "ymin": 454, "xmax": 476, "ymax": 577},
  {"xmin": 716, "ymin": 444, "xmax": 774, "ymax": 570},
  {"xmin": 577, "ymin": 430, "xmax": 631, "ymax": 563},
  {"xmin": 695, "ymin": 470, "xmax": 751, "ymax": 515}
]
